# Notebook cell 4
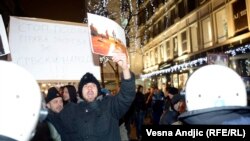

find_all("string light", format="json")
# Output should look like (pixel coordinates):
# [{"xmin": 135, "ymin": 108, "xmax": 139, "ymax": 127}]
[
  {"xmin": 140, "ymin": 43, "xmax": 250, "ymax": 79},
  {"xmin": 225, "ymin": 44, "xmax": 250, "ymax": 56},
  {"xmin": 140, "ymin": 57, "xmax": 207, "ymax": 79}
]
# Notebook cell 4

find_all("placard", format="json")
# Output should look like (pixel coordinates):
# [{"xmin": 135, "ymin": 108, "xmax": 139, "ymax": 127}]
[
  {"xmin": 8, "ymin": 16, "xmax": 100, "ymax": 81},
  {"xmin": 87, "ymin": 13, "xmax": 128, "ymax": 57}
]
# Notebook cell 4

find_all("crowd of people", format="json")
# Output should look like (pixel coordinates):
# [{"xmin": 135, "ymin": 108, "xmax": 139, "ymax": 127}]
[
  {"xmin": 29, "ymin": 59, "xmax": 250, "ymax": 141},
  {"xmin": 2, "ymin": 55, "xmax": 250, "ymax": 141},
  {"xmin": 32, "ymin": 83, "xmax": 185, "ymax": 141}
]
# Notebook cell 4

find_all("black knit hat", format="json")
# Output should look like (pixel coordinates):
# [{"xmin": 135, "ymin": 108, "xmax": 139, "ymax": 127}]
[
  {"xmin": 171, "ymin": 94, "xmax": 185, "ymax": 105},
  {"xmin": 78, "ymin": 72, "xmax": 101, "ymax": 99},
  {"xmin": 167, "ymin": 87, "xmax": 179, "ymax": 95},
  {"xmin": 46, "ymin": 87, "xmax": 61, "ymax": 103}
]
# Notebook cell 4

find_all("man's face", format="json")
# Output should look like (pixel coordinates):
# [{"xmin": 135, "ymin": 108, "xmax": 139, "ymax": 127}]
[
  {"xmin": 46, "ymin": 97, "xmax": 63, "ymax": 113},
  {"xmin": 82, "ymin": 83, "xmax": 98, "ymax": 102}
]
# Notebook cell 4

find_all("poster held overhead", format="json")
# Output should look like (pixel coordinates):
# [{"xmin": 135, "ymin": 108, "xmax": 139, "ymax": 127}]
[{"xmin": 87, "ymin": 13, "xmax": 128, "ymax": 58}]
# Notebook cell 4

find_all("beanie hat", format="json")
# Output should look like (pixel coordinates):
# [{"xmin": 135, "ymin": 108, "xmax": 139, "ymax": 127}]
[
  {"xmin": 46, "ymin": 87, "xmax": 61, "ymax": 103},
  {"xmin": 78, "ymin": 72, "xmax": 101, "ymax": 99},
  {"xmin": 171, "ymin": 94, "xmax": 185, "ymax": 105},
  {"xmin": 167, "ymin": 87, "xmax": 179, "ymax": 95}
]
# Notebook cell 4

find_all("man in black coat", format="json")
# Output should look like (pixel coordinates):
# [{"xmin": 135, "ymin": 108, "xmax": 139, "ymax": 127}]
[{"xmin": 55, "ymin": 52, "xmax": 136, "ymax": 141}]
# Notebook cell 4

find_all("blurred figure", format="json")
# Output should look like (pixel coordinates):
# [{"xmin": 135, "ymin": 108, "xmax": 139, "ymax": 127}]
[
  {"xmin": 168, "ymin": 94, "xmax": 186, "ymax": 125},
  {"xmin": 134, "ymin": 85, "xmax": 146, "ymax": 140},
  {"xmin": 118, "ymin": 82, "xmax": 135, "ymax": 141},
  {"xmin": 179, "ymin": 65, "xmax": 250, "ymax": 124},
  {"xmin": 100, "ymin": 88, "xmax": 111, "ymax": 97},
  {"xmin": 159, "ymin": 87, "xmax": 180, "ymax": 125},
  {"xmin": 145, "ymin": 87, "xmax": 154, "ymax": 124},
  {"xmin": 62, "ymin": 85, "xmax": 78, "ymax": 105},
  {"xmin": 151, "ymin": 87, "xmax": 164, "ymax": 125},
  {"xmin": 144, "ymin": 88, "xmax": 151, "ymax": 101},
  {"xmin": 58, "ymin": 86, "xmax": 65, "ymax": 97}
]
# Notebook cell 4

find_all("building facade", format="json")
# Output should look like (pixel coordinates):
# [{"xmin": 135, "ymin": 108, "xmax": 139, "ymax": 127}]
[{"xmin": 135, "ymin": 0, "xmax": 250, "ymax": 90}]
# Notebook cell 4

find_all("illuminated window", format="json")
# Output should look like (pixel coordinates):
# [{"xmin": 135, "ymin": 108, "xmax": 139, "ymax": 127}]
[
  {"xmin": 190, "ymin": 23, "xmax": 199, "ymax": 52},
  {"xmin": 202, "ymin": 17, "xmax": 213, "ymax": 48},
  {"xmin": 166, "ymin": 40, "xmax": 171, "ymax": 60},
  {"xmin": 173, "ymin": 36, "xmax": 178, "ymax": 57},
  {"xmin": 215, "ymin": 8, "xmax": 228, "ymax": 43}
]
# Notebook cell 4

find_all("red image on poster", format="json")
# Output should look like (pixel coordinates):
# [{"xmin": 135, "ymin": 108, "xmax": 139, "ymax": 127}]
[{"xmin": 87, "ymin": 13, "xmax": 128, "ymax": 58}]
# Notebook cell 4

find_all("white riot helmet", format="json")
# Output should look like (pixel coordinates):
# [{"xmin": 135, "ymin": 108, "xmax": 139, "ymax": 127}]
[
  {"xmin": 0, "ymin": 61, "xmax": 42, "ymax": 141},
  {"xmin": 185, "ymin": 64, "xmax": 247, "ymax": 111}
]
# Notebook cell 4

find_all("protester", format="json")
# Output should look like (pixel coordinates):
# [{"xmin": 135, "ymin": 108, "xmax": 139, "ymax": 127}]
[
  {"xmin": 46, "ymin": 87, "xmax": 63, "ymax": 141},
  {"xmin": 32, "ymin": 87, "xmax": 63, "ymax": 141},
  {"xmin": 151, "ymin": 86, "xmax": 164, "ymax": 125},
  {"xmin": 55, "ymin": 52, "xmax": 136, "ymax": 141}
]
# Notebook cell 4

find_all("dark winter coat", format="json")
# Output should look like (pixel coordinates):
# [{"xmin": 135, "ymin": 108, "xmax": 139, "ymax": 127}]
[
  {"xmin": 134, "ymin": 91, "xmax": 146, "ymax": 112},
  {"xmin": 30, "ymin": 120, "xmax": 54, "ymax": 141}
]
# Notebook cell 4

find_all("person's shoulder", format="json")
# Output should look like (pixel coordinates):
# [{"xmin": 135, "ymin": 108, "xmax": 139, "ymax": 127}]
[
  {"xmin": 100, "ymin": 95, "xmax": 113, "ymax": 103},
  {"xmin": 65, "ymin": 101, "xmax": 77, "ymax": 107},
  {"xmin": 61, "ymin": 102, "xmax": 77, "ymax": 113}
]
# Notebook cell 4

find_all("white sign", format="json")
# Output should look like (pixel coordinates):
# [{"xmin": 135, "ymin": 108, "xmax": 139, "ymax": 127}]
[
  {"xmin": 0, "ymin": 15, "xmax": 10, "ymax": 56},
  {"xmin": 8, "ymin": 16, "xmax": 100, "ymax": 81}
]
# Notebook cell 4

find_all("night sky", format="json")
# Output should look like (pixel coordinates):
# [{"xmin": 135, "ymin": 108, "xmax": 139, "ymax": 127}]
[{"xmin": 0, "ymin": 0, "xmax": 87, "ymax": 28}]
